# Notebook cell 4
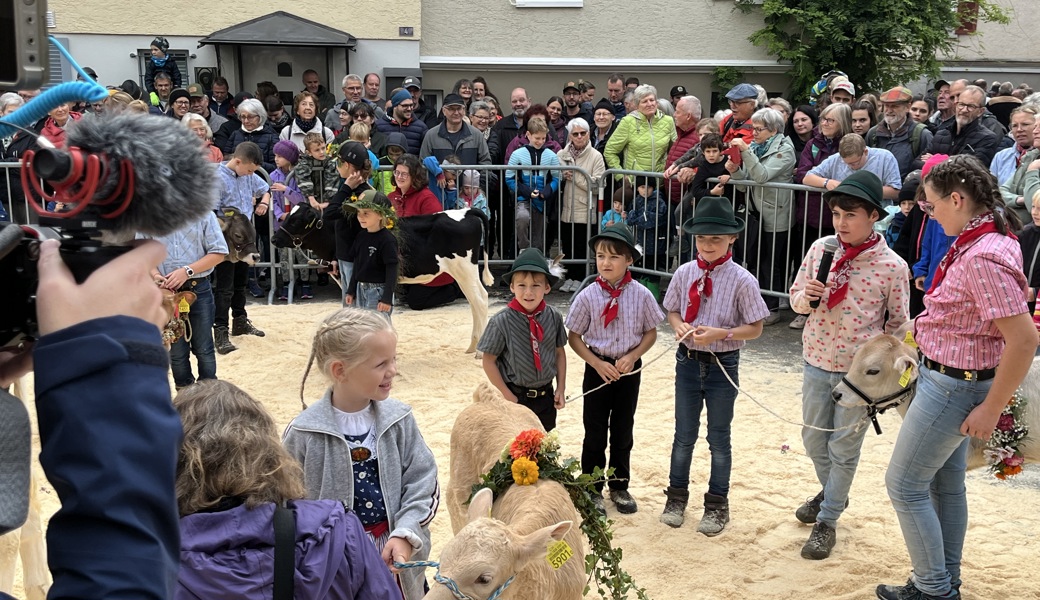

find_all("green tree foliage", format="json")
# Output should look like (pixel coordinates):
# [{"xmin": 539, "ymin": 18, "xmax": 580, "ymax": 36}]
[{"xmin": 735, "ymin": 0, "xmax": 1011, "ymax": 100}]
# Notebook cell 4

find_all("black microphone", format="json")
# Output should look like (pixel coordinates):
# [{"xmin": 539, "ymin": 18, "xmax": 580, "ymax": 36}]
[{"xmin": 809, "ymin": 236, "xmax": 839, "ymax": 309}]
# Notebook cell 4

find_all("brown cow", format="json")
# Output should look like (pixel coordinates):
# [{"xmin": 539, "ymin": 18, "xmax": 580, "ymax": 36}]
[
  {"xmin": 215, "ymin": 207, "xmax": 260, "ymax": 264},
  {"xmin": 159, "ymin": 289, "xmax": 196, "ymax": 350}
]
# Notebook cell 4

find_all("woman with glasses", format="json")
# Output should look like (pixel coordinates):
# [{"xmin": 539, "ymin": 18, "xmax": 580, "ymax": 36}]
[
  {"xmin": 556, "ymin": 117, "xmax": 606, "ymax": 286},
  {"xmin": 794, "ymin": 102, "xmax": 852, "ymax": 266},
  {"xmin": 224, "ymin": 98, "xmax": 278, "ymax": 174},
  {"xmin": 729, "ymin": 107, "xmax": 797, "ymax": 324},
  {"xmin": 280, "ymin": 91, "xmax": 334, "ymax": 152}
]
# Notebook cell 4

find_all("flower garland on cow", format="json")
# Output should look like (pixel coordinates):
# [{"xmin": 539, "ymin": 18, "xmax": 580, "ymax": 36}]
[
  {"xmin": 985, "ymin": 391, "xmax": 1029, "ymax": 480},
  {"xmin": 472, "ymin": 429, "xmax": 651, "ymax": 600}
]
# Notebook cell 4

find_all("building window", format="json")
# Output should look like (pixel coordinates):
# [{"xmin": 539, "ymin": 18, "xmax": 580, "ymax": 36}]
[{"xmin": 137, "ymin": 49, "xmax": 190, "ymax": 88}]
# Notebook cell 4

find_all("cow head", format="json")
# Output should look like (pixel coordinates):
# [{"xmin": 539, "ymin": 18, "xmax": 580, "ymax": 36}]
[
  {"xmin": 272, "ymin": 203, "xmax": 324, "ymax": 250},
  {"xmin": 216, "ymin": 207, "xmax": 260, "ymax": 264},
  {"xmin": 831, "ymin": 334, "xmax": 919, "ymax": 415},
  {"xmin": 159, "ymin": 289, "xmax": 197, "ymax": 350}
]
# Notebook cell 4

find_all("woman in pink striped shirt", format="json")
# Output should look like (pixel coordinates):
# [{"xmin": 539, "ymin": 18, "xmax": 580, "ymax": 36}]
[{"xmin": 877, "ymin": 156, "xmax": 1038, "ymax": 600}]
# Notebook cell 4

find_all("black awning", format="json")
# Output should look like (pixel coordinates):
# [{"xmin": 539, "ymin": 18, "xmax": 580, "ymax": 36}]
[{"xmin": 199, "ymin": 11, "xmax": 357, "ymax": 47}]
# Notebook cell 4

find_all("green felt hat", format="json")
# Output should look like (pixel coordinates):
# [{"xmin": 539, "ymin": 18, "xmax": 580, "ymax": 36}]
[
  {"xmin": 588, "ymin": 223, "xmax": 642, "ymax": 260},
  {"xmin": 500, "ymin": 247, "xmax": 563, "ymax": 286},
  {"xmin": 682, "ymin": 196, "xmax": 745, "ymax": 235},
  {"xmin": 823, "ymin": 170, "xmax": 885, "ymax": 213},
  {"xmin": 343, "ymin": 189, "xmax": 395, "ymax": 220}
]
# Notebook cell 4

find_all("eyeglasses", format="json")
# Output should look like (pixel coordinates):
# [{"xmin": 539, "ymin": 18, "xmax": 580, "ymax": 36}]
[
  {"xmin": 394, "ymin": 170, "xmax": 411, "ymax": 177},
  {"xmin": 398, "ymin": 103, "xmax": 415, "ymax": 110},
  {"xmin": 173, "ymin": 100, "xmax": 190, "ymax": 107},
  {"xmin": 956, "ymin": 102, "xmax": 981, "ymax": 111},
  {"xmin": 820, "ymin": 117, "xmax": 837, "ymax": 124},
  {"xmin": 571, "ymin": 130, "xmax": 589, "ymax": 137},
  {"xmin": 752, "ymin": 126, "xmax": 768, "ymax": 133},
  {"xmin": 918, "ymin": 193, "xmax": 952, "ymax": 216},
  {"xmin": 471, "ymin": 114, "xmax": 490, "ymax": 121},
  {"xmin": 239, "ymin": 113, "xmax": 260, "ymax": 121}
]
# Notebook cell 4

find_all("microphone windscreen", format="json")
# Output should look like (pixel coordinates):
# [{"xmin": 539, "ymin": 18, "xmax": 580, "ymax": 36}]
[
  {"xmin": 64, "ymin": 114, "xmax": 218, "ymax": 238},
  {"xmin": 823, "ymin": 236, "xmax": 839, "ymax": 253}
]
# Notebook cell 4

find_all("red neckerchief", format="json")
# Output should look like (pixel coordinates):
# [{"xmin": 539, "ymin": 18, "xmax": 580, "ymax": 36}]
[
  {"xmin": 686, "ymin": 252, "xmax": 732, "ymax": 322},
  {"xmin": 596, "ymin": 271, "xmax": 633, "ymax": 327},
  {"xmin": 1016, "ymin": 144, "xmax": 1029, "ymax": 167},
  {"xmin": 508, "ymin": 299, "xmax": 545, "ymax": 371},
  {"xmin": 927, "ymin": 212, "xmax": 1008, "ymax": 294},
  {"xmin": 827, "ymin": 232, "xmax": 882, "ymax": 309}
]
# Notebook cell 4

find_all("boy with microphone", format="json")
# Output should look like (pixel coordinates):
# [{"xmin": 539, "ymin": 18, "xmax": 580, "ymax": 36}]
[{"xmin": 788, "ymin": 170, "xmax": 910, "ymax": 561}]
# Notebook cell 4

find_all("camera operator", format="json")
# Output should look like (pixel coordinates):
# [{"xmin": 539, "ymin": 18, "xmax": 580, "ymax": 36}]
[{"xmin": 1, "ymin": 239, "xmax": 181, "ymax": 600}]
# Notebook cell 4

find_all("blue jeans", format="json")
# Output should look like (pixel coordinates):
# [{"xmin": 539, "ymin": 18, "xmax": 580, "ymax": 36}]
[
  {"xmin": 356, "ymin": 282, "xmax": 392, "ymax": 319},
  {"xmin": 668, "ymin": 349, "xmax": 739, "ymax": 496},
  {"xmin": 169, "ymin": 280, "xmax": 216, "ymax": 389},
  {"xmin": 885, "ymin": 366, "xmax": 990, "ymax": 596},
  {"xmin": 801, "ymin": 363, "xmax": 868, "ymax": 527},
  {"xmin": 338, "ymin": 260, "xmax": 354, "ymax": 307}
]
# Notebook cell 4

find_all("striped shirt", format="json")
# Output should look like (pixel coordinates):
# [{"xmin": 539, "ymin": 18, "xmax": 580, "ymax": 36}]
[
  {"xmin": 790, "ymin": 236, "xmax": 910, "ymax": 372},
  {"xmin": 216, "ymin": 163, "xmax": 269, "ymax": 217},
  {"xmin": 140, "ymin": 212, "xmax": 228, "ymax": 278},
  {"xmin": 565, "ymin": 277, "xmax": 665, "ymax": 359},
  {"xmin": 916, "ymin": 232, "xmax": 1028, "ymax": 370},
  {"xmin": 663, "ymin": 258, "xmax": 771, "ymax": 352},
  {"xmin": 477, "ymin": 305, "xmax": 567, "ymax": 388}
]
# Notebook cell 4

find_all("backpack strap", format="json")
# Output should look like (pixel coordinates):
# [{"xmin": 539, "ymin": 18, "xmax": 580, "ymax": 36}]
[
  {"xmin": 273, "ymin": 504, "xmax": 296, "ymax": 600},
  {"xmin": 910, "ymin": 123, "xmax": 926, "ymax": 157}
]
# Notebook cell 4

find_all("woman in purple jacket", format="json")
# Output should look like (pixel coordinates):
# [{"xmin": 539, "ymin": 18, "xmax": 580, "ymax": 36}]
[{"xmin": 174, "ymin": 380, "xmax": 398, "ymax": 600}]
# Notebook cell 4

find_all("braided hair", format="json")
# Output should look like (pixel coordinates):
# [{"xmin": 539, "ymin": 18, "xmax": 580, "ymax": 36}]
[
  {"xmin": 300, "ymin": 308, "xmax": 396, "ymax": 409},
  {"xmin": 922, "ymin": 154, "xmax": 1021, "ymax": 234}
]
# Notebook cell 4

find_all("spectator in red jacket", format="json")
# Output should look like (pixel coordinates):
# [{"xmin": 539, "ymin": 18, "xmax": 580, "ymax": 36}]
[
  {"xmin": 719, "ymin": 84, "xmax": 757, "ymax": 145},
  {"xmin": 663, "ymin": 95, "xmax": 702, "ymax": 205}
]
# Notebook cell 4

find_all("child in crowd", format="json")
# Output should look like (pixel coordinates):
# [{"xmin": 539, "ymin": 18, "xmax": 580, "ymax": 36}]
[
  {"xmin": 626, "ymin": 176, "xmax": 671, "ymax": 279},
  {"xmin": 424, "ymin": 155, "xmax": 461, "ymax": 211},
  {"xmin": 295, "ymin": 132, "xmax": 340, "ymax": 211},
  {"xmin": 601, "ymin": 198, "xmax": 626, "ymax": 229},
  {"xmin": 344, "ymin": 190, "xmax": 399, "ymax": 317},
  {"xmin": 144, "ymin": 36, "xmax": 182, "ymax": 95},
  {"xmin": 213, "ymin": 141, "xmax": 270, "ymax": 355},
  {"xmin": 789, "ymin": 170, "xmax": 909, "ymax": 561},
  {"xmin": 660, "ymin": 196, "xmax": 769, "ymax": 535},
  {"xmin": 507, "ymin": 118, "xmax": 560, "ymax": 252},
  {"xmin": 270, "ymin": 139, "xmax": 311, "ymax": 301},
  {"xmin": 145, "ymin": 212, "xmax": 228, "ymax": 390},
  {"xmin": 478, "ymin": 248, "xmax": 568, "ymax": 431},
  {"xmin": 457, "ymin": 169, "xmax": 490, "ymax": 218},
  {"xmin": 912, "ymin": 212, "xmax": 956, "ymax": 293},
  {"xmin": 349, "ymin": 122, "xmax": 381, "ymax": 182},
  {"xmin": 565, "ymin": 223, "xmax": 665, "ymax": 515},
  {"xmin": 283, "ymin": 308, "xmax": 438, "ymax": 600},
  {"xmin": 375, "ymin": 133, "xmax": 408, "ymax": 195},
  {"xmin": 885, "ymin": 185, "xmax": 916, "ymax": 247}
]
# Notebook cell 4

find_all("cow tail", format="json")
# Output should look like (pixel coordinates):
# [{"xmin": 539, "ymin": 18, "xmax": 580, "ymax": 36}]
[{"xmin": 477, "ymin": 209, "xmax": 493, "ymax": 287}]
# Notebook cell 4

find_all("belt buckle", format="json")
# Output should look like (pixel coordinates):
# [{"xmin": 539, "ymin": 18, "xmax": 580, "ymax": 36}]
[
  {"xmin": 964, "ymin": 370, "xmax": 973, "ymax": 381},
  {"xmin": 526, "ymin": 389, "xmax": 539, "ymax": 398}
]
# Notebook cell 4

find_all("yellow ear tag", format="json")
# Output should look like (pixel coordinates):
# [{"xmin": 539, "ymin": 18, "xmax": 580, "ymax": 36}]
[
  {"xmin": 903, "ymin": 330, "xmax": 918, "ymax": 350},
  {"xmin": 546, "ymin": 540, "xmax": 573, "ymax": 570},
  {"xmin": 178, "ymin": 298, "xmax": 191, "ymax": 314},
  {"xmin": 899, "ymin": 367, "xmax": 912, "ymax": 388}
]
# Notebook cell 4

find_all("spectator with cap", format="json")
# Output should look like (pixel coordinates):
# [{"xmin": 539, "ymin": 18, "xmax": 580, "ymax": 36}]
[
  {"xmin": 211, "ymin": 76, "xmax": 232, "ymax": 117},
  {"xmin": 719, "ymin": 84, "xmax": 758, "ymax": 144},
  {"xmin": 562, "ymin": 81, "xmax": 593, "ymax": 125},
  {"xmin": 373, "ymin": 88, "xmax": 428, "ymax": 155},
  {"xmin": 828, "ymin": 78, "xmax": 855, "ymax": 105},
  {"xmin": 670, "ymin": 86, "xmax": 688, "ymax": 108},
  {"xmin": 401, "ymin": 76, "xmax": 438, "ymax": 129},
  {"xmin": 301, "ymin": 69, "xmax": 337, "ymax": 115},
  {"xmin": 865, "ymin": 86, "xmax": 933, "ymax": 179},
  {"xmin": 591, "ymin": 98, "xmax": 619, "ymax": 154},
  {"xmin": 921, "ymin": 85, "xmax": 1001, "ymax": 168},
  {"xmin": 144, "ymin": 36, "xmax": 182, "ymax": 94},
  {"xmin": 188, "ymin": 82, "xmax": 227, "ymax": 132},
  {"xmin": 420, "ymin": 93, "xmax": 492, "ymax": 166},
  {"xmin": 166, "ymin": 88, "xmax": 192, "ymax": 120},
  {"xmin": 928, "ymin": 79, "xmax": 955, "ymax": 131}
]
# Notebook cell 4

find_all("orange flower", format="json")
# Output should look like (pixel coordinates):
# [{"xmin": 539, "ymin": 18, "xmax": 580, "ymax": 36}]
[
  {"xmin": 511, "ymin": 456, "xmax": 539, "ymax": 485},
  {"xmin": 509, "ymin": 429, "xmax": 545, "ymax": 460}
]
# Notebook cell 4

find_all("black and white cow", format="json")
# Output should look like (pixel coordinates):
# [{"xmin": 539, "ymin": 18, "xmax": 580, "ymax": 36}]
[{"xmin": 272, "ymin": 204, "xmax": 493, "ymax": 354}]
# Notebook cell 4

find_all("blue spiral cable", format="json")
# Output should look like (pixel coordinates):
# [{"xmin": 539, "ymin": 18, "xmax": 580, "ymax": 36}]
[{"xmin": 0, "ymin": 36, "xmax": 110, "ymax": 138}]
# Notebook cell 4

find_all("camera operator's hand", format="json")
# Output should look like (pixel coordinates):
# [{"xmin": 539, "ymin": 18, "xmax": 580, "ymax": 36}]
[
  {"xmin": 36, "ymin": 239, "xmax": 168, "ymax": 335},
  {"xmin": 0, "ymin": 346, "xmax": 33, "ymax": 388}
]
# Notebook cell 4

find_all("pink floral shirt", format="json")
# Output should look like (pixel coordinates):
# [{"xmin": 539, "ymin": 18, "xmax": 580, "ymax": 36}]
[{"xmin": 790, "ymin": 236, "xmax": 910, "ymax": 372}]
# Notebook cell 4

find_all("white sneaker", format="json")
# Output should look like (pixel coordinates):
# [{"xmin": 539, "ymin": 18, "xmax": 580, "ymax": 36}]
[
  {"xmin": 779, "ymin": 298, "xmax": 790, "ymax": 310},
  {"xmin": 789, "ymin": 315, "xmax": 808, "ymax": 329},
  {"xmin": 558, "ymin": 280, "xmax": 573, "ymax": 292}
]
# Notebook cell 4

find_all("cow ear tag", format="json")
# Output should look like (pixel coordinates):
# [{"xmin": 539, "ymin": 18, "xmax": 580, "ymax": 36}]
[
  {"xmin": 902, "ymin": 330, "xmax": 918, "ymax": 350},
  {"xmin": 546, "ymin": 540, "xmax": 573, "ymax": 570},
  {"xmin": 178, "ymin": 298, "xmax": 191, "ymax": 314},
  {"xmin": 898, "ymin": 367, "xmax": 912, "ymax": 388}
]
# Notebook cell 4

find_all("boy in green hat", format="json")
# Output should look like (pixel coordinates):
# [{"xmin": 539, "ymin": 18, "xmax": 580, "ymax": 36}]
[
  {"xmin": 660, "ymin": 196, "xmax": 770, "ymax": 534},
  {"xmin": 343, "ymin": 189, "xmax": 399, "ymax": 317},
  {"xmin": 789, "ymin": 169, "xmax": 909, "ymax": 560},
  {"xmin": 566, "ymin": 223, "xmax": 665, "ymax": 515},
  {"xmin": 477, "ymin": 248, "xmax": 568, "ymax": 431}
]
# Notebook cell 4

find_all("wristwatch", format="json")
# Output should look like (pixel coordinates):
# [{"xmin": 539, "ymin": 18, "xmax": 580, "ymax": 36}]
[{"xmin": 182, "ymin": 266, "xmax": 195, "ymax": 277}]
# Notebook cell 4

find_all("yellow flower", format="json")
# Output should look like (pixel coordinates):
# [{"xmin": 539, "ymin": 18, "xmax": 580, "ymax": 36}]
[
  {"xmin": 511, "ymin": 457, "xmax": 539, "ymax": 486},
  {"xmin": 386, "ymin": 218, "xmax": 395, "ymax": 230}
]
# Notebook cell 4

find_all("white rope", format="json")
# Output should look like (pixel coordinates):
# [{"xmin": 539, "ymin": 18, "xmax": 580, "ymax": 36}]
[{"xmin": 565, "ymin": 329, "xmax": 868, "ymax": 433}]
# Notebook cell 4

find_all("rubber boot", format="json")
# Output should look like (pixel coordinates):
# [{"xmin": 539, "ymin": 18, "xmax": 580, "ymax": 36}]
[
  {"xmin": 696, "ymin": 493, "xmax": 729, "ymax": 537},
  {"xmin": 214, "ymin": 326, "xmax": 237, "ymax": 355},
  {"xmin": 659, "ymin": 486, "xmax": 690, "ymax": 528}
]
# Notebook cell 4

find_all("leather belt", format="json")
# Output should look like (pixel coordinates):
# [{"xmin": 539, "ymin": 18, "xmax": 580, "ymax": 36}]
[
  {"xmin": 682, "ymin": 348, "xmax": 737, "ymax": 364},
  {"xmin": 921, "ymin": 355, "xmax": 995, "ymax": 382},
  {"xmin": 178, "ymin": 278, "xmax": 207, "ymax": 292},
  {"xmin": 507, "ymin": 382, "xmax": 552, "ymax": 399}
]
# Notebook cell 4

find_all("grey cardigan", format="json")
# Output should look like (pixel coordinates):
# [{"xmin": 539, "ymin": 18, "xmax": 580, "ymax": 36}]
[{"xmin": 283, "ymin": 392, "xmax": 439, "ymax": 600}]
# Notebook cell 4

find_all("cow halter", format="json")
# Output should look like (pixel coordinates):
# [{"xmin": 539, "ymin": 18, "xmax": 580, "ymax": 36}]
[
  {"xmin": 287, "ymin": 213, "xmax": 324, "ymax": 249},
  {"xmin": 393, "ymin": 560, "xmax": 516, "ymax": 600},
  {"xmin": 836, "ymin": 376, "xmax": 917, "ymax": 435}
]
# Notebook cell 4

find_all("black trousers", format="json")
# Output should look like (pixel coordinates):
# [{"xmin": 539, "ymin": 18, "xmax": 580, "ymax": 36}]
[
  {"xmin": 213, "ymin": 260, "xmax": 248, "ymax": 328},
  {"xmin": 581, "ymin": 357, "xmax": 642, "ymax": 492},
  {"xmin": 559, "ymin": 221, "xmax": 594, "ymax": 280},
  {"xmin": 507, "ymin": 382, "xmax": 557, "ymax": 431}
]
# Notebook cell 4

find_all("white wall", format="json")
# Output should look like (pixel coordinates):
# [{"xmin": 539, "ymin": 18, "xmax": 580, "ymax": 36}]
[{"xmin": 54, "ymin": 34, "xmax": 217, "ymax": 89}]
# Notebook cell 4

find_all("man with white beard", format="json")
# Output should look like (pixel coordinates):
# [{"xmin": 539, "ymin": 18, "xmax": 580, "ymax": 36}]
[{"xmin": 865, "ymin": 86, "xmax": 934, "ymax": 179}]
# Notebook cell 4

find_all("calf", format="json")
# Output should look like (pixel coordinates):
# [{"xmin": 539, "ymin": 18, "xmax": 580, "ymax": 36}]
[
  {"xmin": 429, "ymin": 382, "xmax": 585, "ymax": 600},
  {"xmin": 159, "ymin": 289, "xmax": 197, "ymax": 350},
  {"xmin": 272, "ymin": 204, "xmax": 493, "ymax": 353},
  {"xmin": 215, "ymin": 207, "xmax": 260, "ymax": 264},
  {"xmin": 833, "ymin": 333, "xmax": 1040, "ymax": 469}
]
